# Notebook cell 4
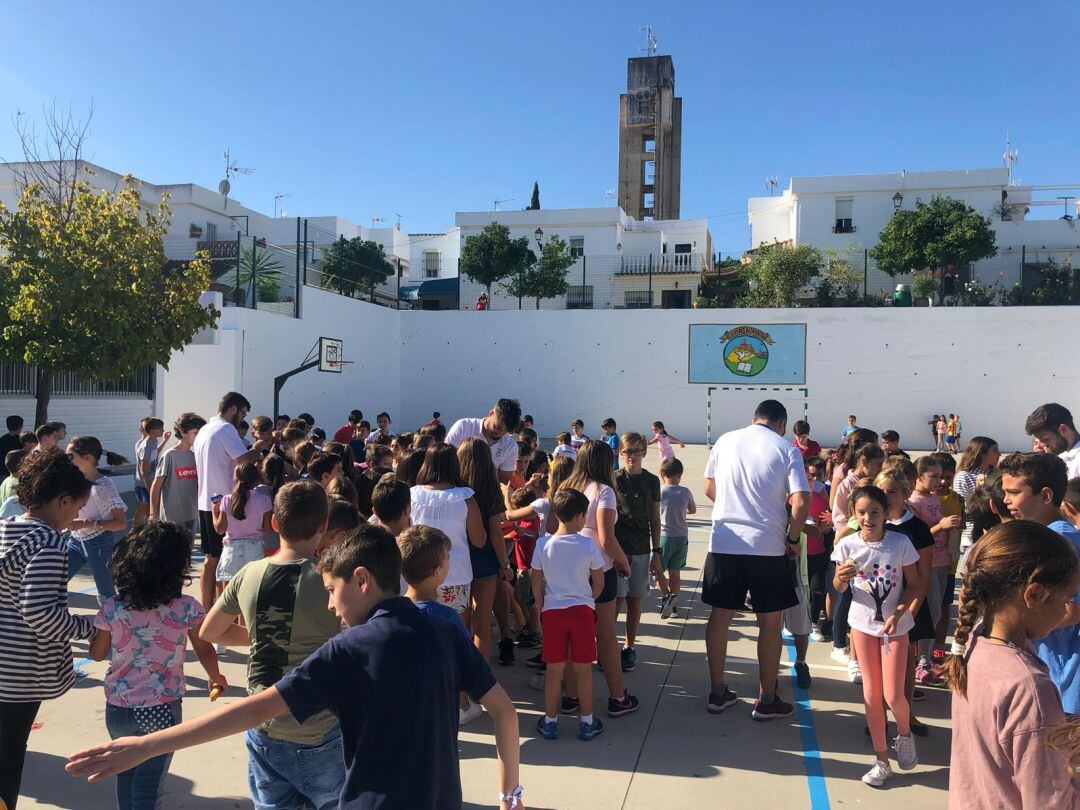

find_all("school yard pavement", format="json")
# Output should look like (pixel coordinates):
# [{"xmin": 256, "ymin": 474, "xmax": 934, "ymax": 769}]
[{"xmin": 27, "ymin": 444, "xmax": 949, "ymax": 809}]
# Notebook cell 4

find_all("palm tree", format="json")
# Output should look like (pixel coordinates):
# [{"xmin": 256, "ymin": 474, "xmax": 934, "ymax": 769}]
[{"xmin": 224, "ymin": 244, "xmax": 283, "ymax": 305}]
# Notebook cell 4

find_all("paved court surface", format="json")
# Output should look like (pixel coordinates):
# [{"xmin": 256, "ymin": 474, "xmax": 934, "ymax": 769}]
[{"xmin": 25, "ymin": 444, "xmax": 950, "ymax": 809}]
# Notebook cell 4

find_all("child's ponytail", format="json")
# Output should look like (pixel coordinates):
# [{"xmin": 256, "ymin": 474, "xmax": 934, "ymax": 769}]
[
  {"xmin": 231, "ymin": 461, "xmax": 261, "ymax": 521},
  {"xmin": 946, "ymin": 520, "xmax": 1080, "ymax": 699},
  {"xmin": 945, "ymin": 583, "xmax": 980, "ymax": 698}
]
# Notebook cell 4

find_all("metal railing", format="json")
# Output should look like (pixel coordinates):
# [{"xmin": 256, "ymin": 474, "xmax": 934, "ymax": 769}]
[{"xmin": 0, "ymin": 360, "xmax": 154, "ymax": 398}]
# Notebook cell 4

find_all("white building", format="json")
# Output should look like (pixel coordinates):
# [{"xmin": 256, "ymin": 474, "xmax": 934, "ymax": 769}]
[
  {"xmin": 445, "ymin": 207, "xmax": 712, "ymax": 310},
  {"xmin": 748, "ymin": 168, "xmax": 1080, "ymax": 296}
]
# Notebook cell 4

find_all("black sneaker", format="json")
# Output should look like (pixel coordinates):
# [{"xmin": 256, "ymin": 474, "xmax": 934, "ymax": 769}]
[
  {"xmin": 794, "ymin": 661, "xmax": 812, "ymax": 690},
  {"xmin": 516, "ymin": 631, "xmax": 540, "ymax": 648},
  {"xmin": 912, "ymin": 688, "xmax": 926, "ymax": 702},
  {"xmin": 751, "ymin": 697, "xmax": 795, "ymax": 721},
  {"xmin": 910, "ymin": 718, "xmax": 930, "ymax": 737},
  {"xmin": 607, "ymin": 691, "xmax": 640, "ymax": 717},
  {"xmin": 560, "ymin": 696, "xmax": 580, "ymax": 715},
  {"xmin": 526, "ymin": 653, "xmax": 545, "ymax": 669},
  {"xmin": 497, "ymin": 637, "xmax": 515, "ymax": 666},
  {"xmin": 706, "ymin": 687, "xmax": 738, "ymax": 714},
  {"xmin": 620, "ymin": 646, "xmax": 637, "ymax": 672}
]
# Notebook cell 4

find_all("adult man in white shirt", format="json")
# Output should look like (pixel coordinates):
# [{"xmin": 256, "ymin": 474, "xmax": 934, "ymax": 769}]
[
  {"xmin": 702, "ymin": 400, "xmax": 810, "ymax": 721},
  {"xmin": 446, "ymin": 399, "xmax": 522, "ymax": 485},
  {"xmin": 192, "ymin": 391, "xmax": 271, "ymax": 609},
  {"xmin": 1026, "ymin": 403, "xmax": 1080, "ymax": 479}
]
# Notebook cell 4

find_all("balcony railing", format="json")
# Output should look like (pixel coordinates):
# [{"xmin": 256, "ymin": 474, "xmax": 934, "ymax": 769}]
[{"xmin": 613, "ymin": 252, "xmax": 707, "ymax": 276}]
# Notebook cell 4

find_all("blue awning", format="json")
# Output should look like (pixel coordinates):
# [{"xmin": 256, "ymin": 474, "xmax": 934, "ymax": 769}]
[{"xmin": 399, "ymin": 278, "xmax": 459, "ymax": 301}]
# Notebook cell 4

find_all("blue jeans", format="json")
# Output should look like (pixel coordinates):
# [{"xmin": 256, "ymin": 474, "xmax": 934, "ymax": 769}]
[
  {"xmin": 105, "ymin": 701, "xmax": 181, "ymax": 810},
  {"xmin": 67, "ymin": 531, "xmax": 118, "ymax": 601},
  {"xmin": 245, "ymin": 727, "xmax": 345, "ymax": 810}
]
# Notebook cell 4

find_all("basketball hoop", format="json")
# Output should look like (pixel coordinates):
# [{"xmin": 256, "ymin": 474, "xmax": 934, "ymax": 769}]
[{"xmin": 318, "ymin": 337, "xmax": 346, "ymax": 373}]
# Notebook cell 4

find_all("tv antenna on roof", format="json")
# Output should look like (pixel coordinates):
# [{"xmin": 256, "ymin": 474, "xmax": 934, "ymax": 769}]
[
  {"xmin": 370, "ymin": 216, "xmax": 385, "ymax": 228},
  {"xmin": 218, "ymin": 148, "xmax": 254, "ymax": 208},
  {"xmin": 273, "ymin": 193, "xmax": 292, "ymax": 219},
  {"xmin": 604, "ymin": 188, "xmax": 616, "ymax": 200},
  {"xmin": 765, "ymin": 176, "xmax": 779, "ymax": 196},
  {"xmin": 640, "ymin": 25, "xmax": 659, "ymax": 55},
  {"xmin": 1003, "ymin": 129, "xmax": 1020, "ymax": 186},
  {"xmin": 493, "ymin": 197, "xmax": 514, "ymax": 211}
]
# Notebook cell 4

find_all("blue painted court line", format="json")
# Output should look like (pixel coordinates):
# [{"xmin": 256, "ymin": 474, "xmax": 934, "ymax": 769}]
[{"xmin": 784, "ymin": 632, "xmax": 831, "ymax": 810}]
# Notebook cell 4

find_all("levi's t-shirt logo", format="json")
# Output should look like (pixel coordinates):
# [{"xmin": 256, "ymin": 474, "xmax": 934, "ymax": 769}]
[{"xmin": 175, "ymin": 466, "xmax": 197, "ymax": 480}]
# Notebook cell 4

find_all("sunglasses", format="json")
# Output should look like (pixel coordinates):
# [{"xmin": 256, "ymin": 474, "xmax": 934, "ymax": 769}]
[{"xmin": 621, "ymin": 449, "xmax": 646, "ymax": 458}]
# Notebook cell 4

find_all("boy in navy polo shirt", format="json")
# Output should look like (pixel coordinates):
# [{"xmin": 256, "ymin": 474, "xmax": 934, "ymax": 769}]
[{"xmin": 67, "ymin": 525, "xmax": 525, "ymax": 810}]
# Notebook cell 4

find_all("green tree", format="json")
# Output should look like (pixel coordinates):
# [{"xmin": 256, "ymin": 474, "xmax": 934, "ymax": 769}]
[
  {"xmin": 318, "ymin": 236, "xmax": 395, "ymax": 301},
  {"xmin": 224, "ymin": 244, "xmax": 283, "ymax": 305},
  {"xmin": 870, "ymin": 195, "xmax": 997, "ymax": 278},
  {"xmin": 528, "ymin": 181, "xmax": 541, "ymax": 211},
  {"xmin": 459, "ymin": 222, "xmax": 533, "ymax": 302},
  {"xmin": 739, "ymin": 242, "xmax": 823, "ymax": 307},
  {"xmin": 821, "ymin": 242, "xmax": 865, "ymax": 304},
  {"xmin": 0, "ymin": 178, "xmax": 217, "ymax": 424},
  {"xmin": 501, "ymin": 235, "xmax": 574, "ymax": 308}
]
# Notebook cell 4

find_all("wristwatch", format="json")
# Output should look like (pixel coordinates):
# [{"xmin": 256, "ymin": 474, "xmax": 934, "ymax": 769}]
[
  {"xmin": 785, "ymin": 535, "xmax": 801, "ymax": 545},
  {"xmin": 651, "ymin": 548, "xmax": 662, "ymax": 555}
]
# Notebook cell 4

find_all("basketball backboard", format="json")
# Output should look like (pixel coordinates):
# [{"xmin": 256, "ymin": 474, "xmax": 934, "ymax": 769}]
[{"xmin": 319, "ymin": 337, "xmax": 344, "ymax": 373}]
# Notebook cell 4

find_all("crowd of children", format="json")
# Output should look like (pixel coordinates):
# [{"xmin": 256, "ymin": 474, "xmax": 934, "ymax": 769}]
[{"xmin": 4, "ymin": 399, "xmax": 1080, "ymax": 807}]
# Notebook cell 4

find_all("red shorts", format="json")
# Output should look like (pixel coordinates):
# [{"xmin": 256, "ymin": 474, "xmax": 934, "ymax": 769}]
[{"xmin": 541, "ymin": 605, "xmax": 597, "ymax": 664}]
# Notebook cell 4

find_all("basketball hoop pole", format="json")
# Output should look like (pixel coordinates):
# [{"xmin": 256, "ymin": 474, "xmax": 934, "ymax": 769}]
[{"xmin": 273, "ymin": 359, "xmax": 319, "ymax": 421}]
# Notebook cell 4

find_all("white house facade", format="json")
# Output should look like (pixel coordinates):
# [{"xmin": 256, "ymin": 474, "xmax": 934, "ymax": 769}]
[{"xmin": 747, "ymin": 168, "xmax": 1080, "ymax": 296}]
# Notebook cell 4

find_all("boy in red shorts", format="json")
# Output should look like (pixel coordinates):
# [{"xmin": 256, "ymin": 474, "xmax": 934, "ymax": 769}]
[{"xmin": 531, "ymin": 487, "xmax": 606, "ymax": 741}]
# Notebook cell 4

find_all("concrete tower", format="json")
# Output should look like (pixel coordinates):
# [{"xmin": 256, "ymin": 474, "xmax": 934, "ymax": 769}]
[{"xmin": 618, "ymin": 54, "xmax": 682, "ymax": 221}]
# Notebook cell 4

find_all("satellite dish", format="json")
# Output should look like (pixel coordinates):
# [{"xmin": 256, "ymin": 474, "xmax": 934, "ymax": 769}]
[
  {"xmin": 218, "ymin": 178, "xmax": 231, "ymax": 197},
  {"xmin": 604, "ymin": 189, "xmax": 615, "ymax": 200}
]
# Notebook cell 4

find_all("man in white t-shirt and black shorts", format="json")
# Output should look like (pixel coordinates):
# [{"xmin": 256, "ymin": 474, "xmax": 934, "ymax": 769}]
[
  {"xmin": 192, "ymin": 391, "xmax": 272, "ymax": 610},
  {"xmin": 703, "ymin": 399, "xmax": 810, "ymax": 721},
  {"xmin": 446, "ymin": 399, "xmax": 522, "ymax": 486}
]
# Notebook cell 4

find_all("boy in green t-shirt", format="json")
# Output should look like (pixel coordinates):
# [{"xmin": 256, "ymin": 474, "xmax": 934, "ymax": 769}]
[
  {"xmin": 201, "ymin": 481, "xmax": 345, "ymax": 809},
  {"xmin": 613, "ymin": 431, "xmax": 662, "ymax": 673}
]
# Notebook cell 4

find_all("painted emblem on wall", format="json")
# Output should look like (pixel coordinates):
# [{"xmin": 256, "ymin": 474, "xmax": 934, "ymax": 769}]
[{"xmin": 721, "ymin": 326, "xmax": 774, "ymax": 377}]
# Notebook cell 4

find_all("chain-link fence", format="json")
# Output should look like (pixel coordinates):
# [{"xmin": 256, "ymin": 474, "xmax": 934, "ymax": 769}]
[
  {"xmin": 299, "ymin": 220, "xmax": 404, "ymax": 309},
  {"xmin": 164, "ymin": 234, "xmax": 299, "ymax": 317},
  {"xmin": 456, "ymin": 252, "xmax": 709, "ymax": 311}
]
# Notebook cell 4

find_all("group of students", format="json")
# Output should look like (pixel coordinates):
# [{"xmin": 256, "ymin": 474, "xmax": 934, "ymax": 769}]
[
  {"xmin": 0, "ymin": 396, "xmax": 703, "ymax": 810},
  {"xmin": 790, "ymin": 403, "xmax": 1080, "ymax": 801},
  {"xmin": 6, "ymin": 396, "xmax": 1080, "ymax": 807}
]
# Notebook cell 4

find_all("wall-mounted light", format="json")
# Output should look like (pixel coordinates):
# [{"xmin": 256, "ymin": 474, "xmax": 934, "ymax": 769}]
[{"xmin": 892, "ymin": 192, "xmax": 903, "ymax": 211}]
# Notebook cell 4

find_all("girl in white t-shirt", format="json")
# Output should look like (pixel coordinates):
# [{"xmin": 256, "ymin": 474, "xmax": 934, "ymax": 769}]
[
  {"xmin": 832, "ymin": 484, "xmax": 921, "ymax": 787},
  {"xmin": 562, "ymin": 441, "xmax": 638, "ymax": 717},
  {"xmin": 66, "ymin": 436, "xmax": 130, "ymax": 603}
]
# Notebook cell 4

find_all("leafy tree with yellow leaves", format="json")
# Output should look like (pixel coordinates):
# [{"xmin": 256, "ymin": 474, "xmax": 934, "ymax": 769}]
[{"xmin": 0, "ymin": 176, "xmax": 218, "ymax": 424}]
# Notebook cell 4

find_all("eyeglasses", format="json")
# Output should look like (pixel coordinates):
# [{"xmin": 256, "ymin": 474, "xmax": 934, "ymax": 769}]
[{"xmin": 621, "ymin": 449, "xmax": 646, "ymax": 458}]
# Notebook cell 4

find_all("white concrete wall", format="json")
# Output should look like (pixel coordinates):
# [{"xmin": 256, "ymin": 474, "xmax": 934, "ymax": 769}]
[
  {"xmin": 160, "ymin": 286, "xmax": 401, "ymax": 430},
  {"xmin": 397, "ymin": 306, "xmax": 1080, "ymax": 452},
  {"xmin": 0, "ymin": 397, "xmax": 153, "ymax": 460}
]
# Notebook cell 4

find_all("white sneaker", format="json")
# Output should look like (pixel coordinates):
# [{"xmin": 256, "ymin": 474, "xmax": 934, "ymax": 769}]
[
  {"xmin": 829, "ymin": 647, "xmax": 850, "ymax": 664},
  {"xmin": 810, "ymin": 628, "xmax": 826, "ymax": 642},
  {"xmin": 660, "ymin": 593, "xmax": 676, "ymax": 620},
  {"xmin": 459, "ymin": 700, "xmax": 483, "ymax": 725},
  {"xmin": 894, "ymin": 734, "xmax": 918, "ymax": 771},
  {"xmin": 862, "ymin": 759, "xmax": 892, "ymax": 787},
  {"xmin": 215, "ymin": 643, "xmax": 228, "ymax": 656},
  {"xmin": 847, "ymin": 659, "xmax": 862, "ymax": 684}
]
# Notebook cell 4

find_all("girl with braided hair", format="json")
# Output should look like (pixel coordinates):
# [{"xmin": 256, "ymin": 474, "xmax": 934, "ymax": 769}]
[{"xmin": 947, "ymin": 520, "xmax": 1080, "ymax": 808}]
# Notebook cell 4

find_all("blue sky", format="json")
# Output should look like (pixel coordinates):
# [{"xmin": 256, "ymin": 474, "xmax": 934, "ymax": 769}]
[{"xmin": 3, "ymin": 1, "xmax": 1078, "ymax": 255}]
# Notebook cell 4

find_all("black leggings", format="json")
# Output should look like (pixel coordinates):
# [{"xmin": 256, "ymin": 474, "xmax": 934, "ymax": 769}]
[
  {"xmin": 806, "ymin": 553, "xmax": 828, "ymax": 626},
  {"xmin": 0, "ymin": 700, "xmax": 42, "ymax": 810}
]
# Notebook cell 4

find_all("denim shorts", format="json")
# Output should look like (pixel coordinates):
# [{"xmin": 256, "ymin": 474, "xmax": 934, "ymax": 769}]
[{"xmin": 245, "ymin": 727, "xmax": 345, "ymax": 810}]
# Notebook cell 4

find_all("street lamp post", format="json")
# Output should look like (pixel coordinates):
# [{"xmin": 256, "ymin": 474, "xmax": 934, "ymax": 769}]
[
  {"xmin": 892, "ymin": 192, "xmax": 903, "ymax": 214},
  {"xmin": 528, "ymin": 227, "xmax": 543, "ymax": 310}
]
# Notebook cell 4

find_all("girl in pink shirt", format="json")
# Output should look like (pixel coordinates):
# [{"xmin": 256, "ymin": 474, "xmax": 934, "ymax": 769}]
[
  {"xmin": 648, "ymin": 421, "xmax": 686, "ymax": 461},
  {"xmin": 947, "ymin": 520, "xmax": 1080, "ymax": 809}
]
